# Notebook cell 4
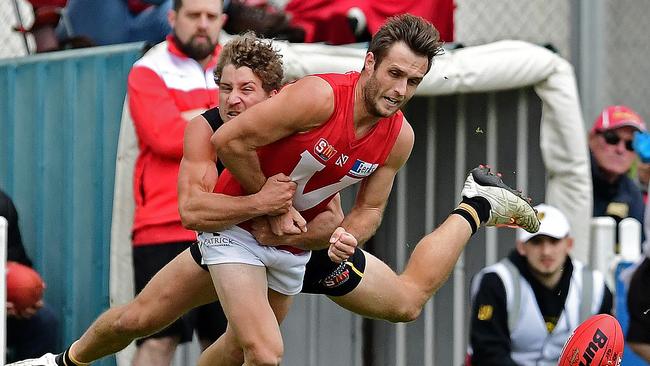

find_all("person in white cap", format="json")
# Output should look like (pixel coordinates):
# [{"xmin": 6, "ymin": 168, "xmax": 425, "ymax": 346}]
[{"xmin": 466, "ymin": 204, "xmax": 613, "ymax": 366}]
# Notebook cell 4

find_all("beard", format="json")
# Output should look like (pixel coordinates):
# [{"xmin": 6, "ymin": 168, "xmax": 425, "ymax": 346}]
[
  {"xmin": 362, "ymin": 75, "xmax": 387, "ymax": 118},
  {"xmin": 172, "ymin": 32, "xmax": 217, "ymax": 61},
  {"xmin": 362, "ymin": 72, "xmax": 405, "ymax": 118}
]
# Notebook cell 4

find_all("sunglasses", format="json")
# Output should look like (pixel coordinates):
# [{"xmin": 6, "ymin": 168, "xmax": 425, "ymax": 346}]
[{"xmin": 601, "ymin": 130, "xmax": 634, "ymax": 152}]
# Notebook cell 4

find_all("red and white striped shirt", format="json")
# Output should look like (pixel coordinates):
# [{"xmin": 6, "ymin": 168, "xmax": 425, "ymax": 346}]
[{"xmin": 129, "ymin": 36, "xmax": 221, "ymax": 246}]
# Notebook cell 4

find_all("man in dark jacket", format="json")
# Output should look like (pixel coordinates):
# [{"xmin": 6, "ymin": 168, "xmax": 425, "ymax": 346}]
[{"xmin": 1, "ymin": 189, "xmax": 59, "ymax": 363}]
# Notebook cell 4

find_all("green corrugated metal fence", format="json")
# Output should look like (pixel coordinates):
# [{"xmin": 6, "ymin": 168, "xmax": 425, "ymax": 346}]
[{"xmin": 0, "ymin": 43, "xmax": 143, "ymax": 366}]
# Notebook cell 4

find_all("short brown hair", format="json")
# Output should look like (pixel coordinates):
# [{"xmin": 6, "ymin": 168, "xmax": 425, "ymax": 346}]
[
  {"xmin": 214, "ymin": 32, "xmax": 284, "ymax": 92},
  {"xmin": 368, "ymin": 14, "xmax": 443, "ymax": 73},
  {"xmin": 173, "ymin": 0, "xmax": 223, "ymax": 12}
]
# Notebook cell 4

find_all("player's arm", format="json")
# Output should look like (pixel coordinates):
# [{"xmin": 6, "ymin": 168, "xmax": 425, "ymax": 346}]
[
  {"xmin": 211, "ymin": 76, "xmax": 335, "ymax": 194},
  {"xmin": 327, "ymin": 120, "xmax": 413, "ymax": 262},
  {"xmin": 340, "ymin": 120, "xmax": 415, "ymax": 246},
  {"xmin": 178, "ymin": 116, "xmax": 295, "ymax": 232},
  {"xmin": 469, "ymin": 274, "xmax": 518, "ymax": 366},
  {"xmin": 128, "ymin": 67, "xmax": 192, "ymax": 160},
  {"xmin": 251, "ymin": 194, "xmax": 344, "ymax": 250}
]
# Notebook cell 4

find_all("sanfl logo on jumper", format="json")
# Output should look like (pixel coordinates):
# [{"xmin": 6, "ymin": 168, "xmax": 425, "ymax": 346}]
[{"xmin": 314, "ymin": 138, "xmax": 337, "ymax": 162}]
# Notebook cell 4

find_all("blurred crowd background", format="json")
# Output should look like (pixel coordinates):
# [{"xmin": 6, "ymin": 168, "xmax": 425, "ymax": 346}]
[{"xmin": 2, "ymin": 0, "xmax": 650, "ymax": 125}]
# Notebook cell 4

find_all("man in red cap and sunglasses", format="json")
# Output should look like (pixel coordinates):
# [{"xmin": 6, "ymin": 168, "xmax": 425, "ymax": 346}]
[{"xmin": 589, "ymin": 105, "xmax": 646, "ymax": 240}]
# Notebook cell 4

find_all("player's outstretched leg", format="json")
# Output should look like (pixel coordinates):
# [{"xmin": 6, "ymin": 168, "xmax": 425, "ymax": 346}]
[{"xmin": 331, "ymin": 165, "xmax": 539, "ymax": 323}]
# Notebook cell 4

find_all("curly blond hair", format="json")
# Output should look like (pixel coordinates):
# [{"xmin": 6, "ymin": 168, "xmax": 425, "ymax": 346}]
[{"xmin": 214, "ymin": 32, "xmax": 284, "ymax": 92}]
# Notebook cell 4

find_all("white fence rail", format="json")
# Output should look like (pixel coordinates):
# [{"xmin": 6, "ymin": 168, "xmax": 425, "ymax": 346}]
[
  {"xmin": 590, "ymin": 216, "xmax": 643, "ymax": 291},
  {"xmin": 620, "ymin": 218, "xmax": 642, "ymax": 261}
]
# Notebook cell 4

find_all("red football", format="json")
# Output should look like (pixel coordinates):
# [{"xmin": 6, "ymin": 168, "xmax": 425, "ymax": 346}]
[
  {"xmin": 6, "ymin": 261, "xmax": 45, "ymax": 312},
  {"xmin": 558, "ymin": 314, "xmax": 624, "ymax": 366}
]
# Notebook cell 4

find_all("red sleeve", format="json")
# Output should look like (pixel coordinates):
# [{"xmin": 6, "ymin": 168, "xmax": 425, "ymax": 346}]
[
  {"xmin": 128, "ymin": 66, "xmax": 186, "ymax": 160},
  {"xmin": 366, "ymin": 0, "xmax": 454, "ymax": 42}
]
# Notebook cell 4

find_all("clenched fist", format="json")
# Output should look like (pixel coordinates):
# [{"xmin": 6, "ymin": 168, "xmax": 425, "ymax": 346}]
[
  {"xmin": 328, "ymin": 227, "xmax": 358, "ymax": 263},
  {"xmin": 256, "ymin": 173, "xmax": 296, "ymax": 215}
]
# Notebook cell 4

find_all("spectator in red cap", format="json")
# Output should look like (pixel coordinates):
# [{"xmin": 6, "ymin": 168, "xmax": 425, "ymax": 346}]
[{"xmin": 589, "ymin": 105, "xmax": 646, "ymax": 241}]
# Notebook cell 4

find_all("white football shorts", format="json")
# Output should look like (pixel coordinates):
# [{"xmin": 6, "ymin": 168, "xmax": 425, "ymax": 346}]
[{"xmin": 197, "ymin": 225, "xmax": 311, "ymax": 295}]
